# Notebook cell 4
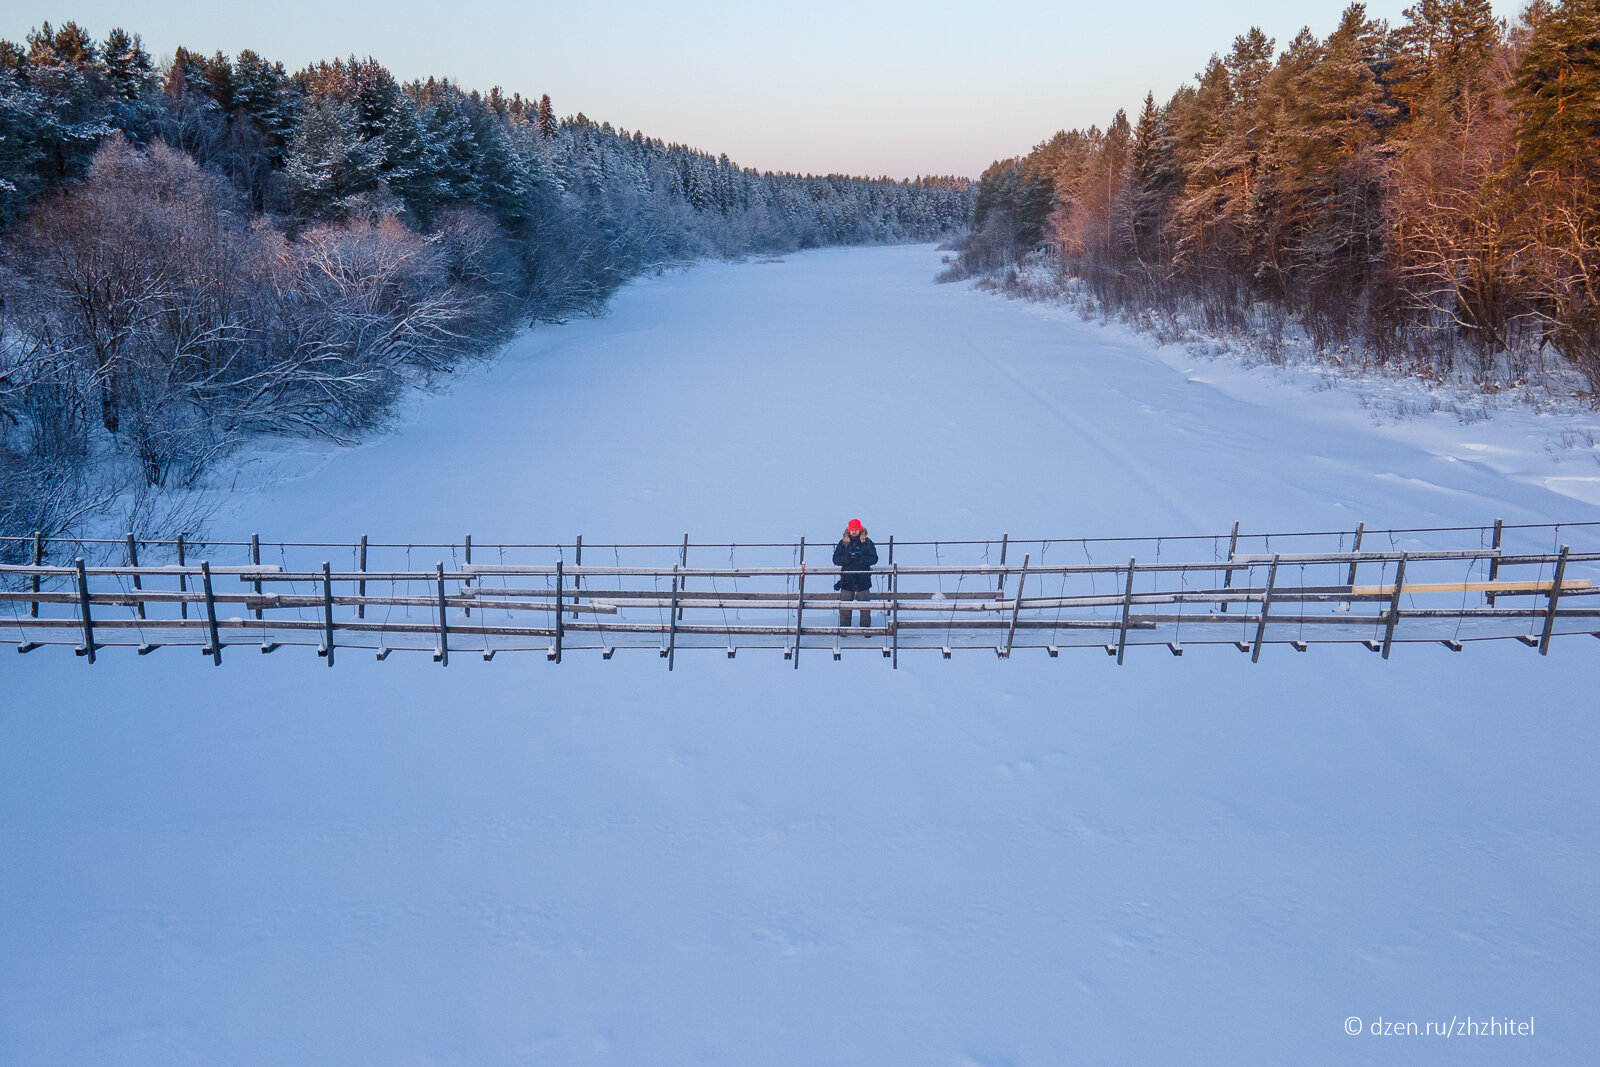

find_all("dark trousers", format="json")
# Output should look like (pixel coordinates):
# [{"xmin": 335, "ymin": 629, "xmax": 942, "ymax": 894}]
[{"xmin": 839, "ymin": 587, "xmax": 871, "ymax": 627}]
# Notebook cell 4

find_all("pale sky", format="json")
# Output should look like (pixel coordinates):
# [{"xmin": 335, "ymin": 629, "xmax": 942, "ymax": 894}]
[{"xmin": 2, "ymin": 2, "xmax": 1524, "ymax": 179}]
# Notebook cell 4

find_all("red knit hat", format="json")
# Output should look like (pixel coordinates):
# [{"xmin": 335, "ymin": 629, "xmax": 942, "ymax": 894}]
[{"xmin": 847, "ymin": 518, "xmax": 863, "ymax": 532}]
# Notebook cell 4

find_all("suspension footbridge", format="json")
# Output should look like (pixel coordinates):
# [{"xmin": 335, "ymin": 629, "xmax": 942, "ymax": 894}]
[{"xmin": 4, "ymin": 520, "xmax": 1597, "ymax": 669}]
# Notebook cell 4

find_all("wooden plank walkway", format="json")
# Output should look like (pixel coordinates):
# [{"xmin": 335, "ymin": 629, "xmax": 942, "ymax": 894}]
[{"xmin": 3, "ymin": 522, "xmax": 1598, "ymax": 667}]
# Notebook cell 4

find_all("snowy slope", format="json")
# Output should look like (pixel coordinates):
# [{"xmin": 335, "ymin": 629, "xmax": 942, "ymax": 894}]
[{"xmin": 3, "ymin": 245, "xmax": 1597, "ymax": 1065}]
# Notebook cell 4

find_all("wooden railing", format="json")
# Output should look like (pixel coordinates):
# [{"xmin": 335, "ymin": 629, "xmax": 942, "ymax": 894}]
[{"xmin": 3, "ymin": 521, "xmax": 1597, "ymax": 667}]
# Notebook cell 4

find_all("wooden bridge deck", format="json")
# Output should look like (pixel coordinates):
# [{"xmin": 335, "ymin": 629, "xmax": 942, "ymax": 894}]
[{"xmin": 3, "ymin": 521, "xmax": 1597, "ymax": 668}]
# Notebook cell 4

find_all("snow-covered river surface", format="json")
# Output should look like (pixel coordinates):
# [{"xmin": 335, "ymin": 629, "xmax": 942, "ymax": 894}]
[{"xmin": 4, "ymin": 245, "xmax": 1597, "ymax": 1064}]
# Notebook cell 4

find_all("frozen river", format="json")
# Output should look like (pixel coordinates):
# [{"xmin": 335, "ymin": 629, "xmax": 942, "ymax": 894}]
[{"xmin": 4, "ymin": 245, "xmax": 1597, "ymax": 1064}]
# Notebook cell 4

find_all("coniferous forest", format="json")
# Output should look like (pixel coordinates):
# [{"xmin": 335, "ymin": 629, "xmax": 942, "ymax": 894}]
[
  {"xmin": 954, "ymin": 1, "xmax": 1599, "ymax": 399},
  {"xmin": 0, "ymin": 21, "xmax": 973, "ymax": 543}
]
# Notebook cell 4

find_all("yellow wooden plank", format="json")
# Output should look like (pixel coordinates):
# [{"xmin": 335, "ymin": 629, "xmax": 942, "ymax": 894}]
[{"xmin": 1350, "ymin": 579, "xmax": 1591, "ymax": 596}]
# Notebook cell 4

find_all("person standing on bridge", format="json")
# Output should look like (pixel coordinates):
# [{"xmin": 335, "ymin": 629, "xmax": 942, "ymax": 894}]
[{"xmin": 833, "ymin": 519, "xmax": 878, "ymax": 627}]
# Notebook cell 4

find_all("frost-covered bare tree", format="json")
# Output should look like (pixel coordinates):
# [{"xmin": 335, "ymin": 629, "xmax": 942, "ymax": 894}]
[
  {"xmin": 9, "ymin": 136, "xmax": 247, "ymax": 483},
  {"xmin": 194, "ymin": 212, "xmax": 503, "ymax": 436},
  {"xmin": 0, "ymin": 22, "xmax": 974, "ymax": 542}
]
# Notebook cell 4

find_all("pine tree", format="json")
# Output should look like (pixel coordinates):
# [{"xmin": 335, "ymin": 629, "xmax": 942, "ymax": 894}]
[
  {"xmin": 1393, "ymin": 0, "xmax": 1502, "ymax": 134},
  {"xmin": 536, "ymin": 93, "xmax": 556, "ymax": 138},
  {"xmin": 166, "ymin": 46, "xmax": 215, "ymax": 105},
  {"xmin": 1511, "ymin": 0, "xmax": 1600, "ymax": 175},
  {"xmin": 472, "ymin": 105, "xmax": 528, "ymax": 225},
  {"xmin": 101, "ymin": 28, "xmax": 154, "ymax": 101},
  {"xmin": 200, "ymin": 51, "xmax": 236, "ymax": 113},
  {"xmin": 1261, "ymin": 5, "xmax": 1397, "ymax": 307},
  {"xmin": 25, "ymin": 21, "xmax": 98, "ymax": 68},
  {"xmin": 7, "ymin": 22, "xmax": 111, "ymax": 191},
  {"xmin": 1123, "ymin": 92, "xmax": 1177, "ymax": 259},
  {"xmin": 349, "ymin": 57, "xmax": 401, "ymax": 148},
  {"xmin": 1225, "ymin": 26, "xmax": 1276, "ymax": 111},
  {"xmin": 1507, "ymin": 0, "xmax": 1600, "ymax": 386},
  {"xmin": 0, "ymin": 59, "xmax": 50, "ymax": 223},
  {"xmin": 1213, "ymin": 27, "xmax": 1276, "ymax": 263},
  {"xmin": 419, "ymin": 86, "xmax": 480, "ymax": 202},
  {"xmin": 1170, "ymin": 55, "xmax": 1236, "ymax": 268},
  {"xmin": 1272, "ymin": 6, "xmax": 1395, "ymax": 195},
  {"xmin": 382, "ymin": 92, "xmax": 449, "ymax": 223},
  {"xmin": 1080, "ymin": 109, "xmax": 1130, "ymax": 258},
  {"xmin": 233, "ymin": 49, "xmax": 298, "ymax": 155},
  {"xmin": 281, "ymin": 97, "xmax": 384, "ymax": 219}
]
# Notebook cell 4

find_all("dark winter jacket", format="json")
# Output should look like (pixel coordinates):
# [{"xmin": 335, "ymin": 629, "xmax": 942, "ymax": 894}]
[{"xmin": 832, "ymin": 536, "xmax": 878, "ymax": 592}]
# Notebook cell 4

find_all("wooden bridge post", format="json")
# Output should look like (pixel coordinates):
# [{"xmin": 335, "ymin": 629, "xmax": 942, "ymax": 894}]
[
  {"xmin": 200, "ymin": 560, "xmax": 222, "ymax": 666},
  {"xmin": 176, "ymin": 533, "xmax": 189, "ymax": 620},
  {"xmin": 554, "ymin": 560, "xmax": 565, "ymax": 664},
  {"xmin": 1003, "ymin": 553, "xmax": 1030, "ymax": 659},
  {"xmin": 997, "ymin": 533, "xmax": 1009, "ymax": 595},
  {"xmin": 251, "ymin": 534, "xmax": 264, "ymax": 620},
  {"xmin": 1487, "ymin": 518, "xmax": 1504, "ymax": 605},
  {"xmin": 434, "ymin": 561, "xmax": 448, "ymax": 667},
  {"xmin": 1220, "ymin": 521, "xmax": 1240, "ymax": 612},
  {"xmin": 355, "ymin": 534, "xmax": 367, "ymax": 619},
  {"xmin": 1115, "ymin": 557, "xmax": 1136, "ymax": 665},
  {"xmin": 1346, "ymin": 522, "xmax": 1364, "ymax": 587},
  {"xmin": 678, "ymin": 533, "xmax": 689, "ymax": 620},
  {"xmin": 254, "ymin": 535, "xmax": 277, "ymax": 653},
  {"xmin": 321, "ymin": 561, "xmax": 335, "ymax": 666},
  {"xmin": 1538, "ymin": 545, "xmax": 1570, "ymax": 656},
  {"xmin": 125, "ymin": 533, "xmax": 145, "ymax": 620},
  {"xmin": 665, "ymin": 563, "xmax": 679, "ymax": 670},
  {"xmin": 792, "ymin": 537, "xmax": 806, "ymax": 669},
  {"xmin": 1380, "ymin": 553, "xmax": 1408, "ymax": 659},
  {"xmin": 891, "ymin": 562, "xmax": 900, "ymax": 670},
  {"xmin": 74, "ymin": 557, "xmax": 96, "ymax": 663},
  {"xmin": 29, "ymin": 531, "xmax": 43, "ymax": 617},
  {"xmin": 573, "ymin": 535, "xmax": 583, "ymax": 620},
  {"xmin": 1251, "ymin": 554, "xmax": 1280, "ymax": 663}
]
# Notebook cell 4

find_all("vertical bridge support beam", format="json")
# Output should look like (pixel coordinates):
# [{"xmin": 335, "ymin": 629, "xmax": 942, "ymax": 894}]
[
  {"xmin": 251, "ymin": 533, "xmax": 267, "ymax": 648},
  {"xmin": 131, "ymin": 534, "xmax": 157, "ymax": 656},
  {"xmin": 1539, "ymin": 545, "xmax": 1569, "ymax": 656},
  {"xmin": 355, "ymin": 534, "xmax": 366, "ymax": 619},
  {"xmin": 434, "ymin": 562, "xmax": 449, "ymax": 666},
  {"xmin": 792, "ymin": 537, "xmax": 806, "ymax": 669},
  {"xmin": 677, "ymin": 533, "xmax": 689, "ymax": 620},
  {"xmin": 1115, "ymin": 557, "xmax": 1136, "ymax": 665},
  {"xmin": 882, "ymin": 536, "xmax": 894, "ymax": 660},
  {"xmin": 997, "ymin": 533, "xmax": 1009, "ymax": 596},
  {"xmin": 1002, "ymin": 553, "xmax": 1030, "ymax": 659},
  {"xmin": 74, "ymin": 557, "xmax": 95, "ymax": 664},
  {"xmin": 177, "ymin": 533, "xmax": 189, "ymax": 620},
  {"xmin": 891, "ymin": 562, "xmax": 900, "ymax": 670},
  {"xmin": 30, "ymin": 531, "xmax": 44, "ymax": 617},
  {"xmin": 321, "ymin": 561, "xmax": 335, "ymax": 666},
  {"xmin": 1220, "ymin": 521, "xmax": 1240, "ymax": 612},
  {"xmin": 126, "ymin": 533, "xmax": 145, "ymax": 620},
  {"xmin": 665, "ymin": 563, "xmax": 678, "ymax": 670},
  {"xmin": 1251, "ymin": 554, "xmax": 1280, "ymax": 663},
  {"xmin": 555, "ymin": 560, "xmax": 565, "ymax": 664},
  {"xmin": 1381, "ymin": 553, "xmax": 1409, "ymax": 660},
  {"xmin": 1346, "ymin": 522, "xmax": 1364, "ymax": 588},
  {"xmin": 1486, "ymin": 518, "xmax": 1504, "ymax": 606},
  {"xmin": 251, "ymin": 533, "xmax": 264, "ymax": 620},
  {"xmin": 201, "ymin": 560, "xmax": 222, "ymax": 665},
  {"xmin": 573, "ymin": 535, "xmax": 583, "ymax": 620}
]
